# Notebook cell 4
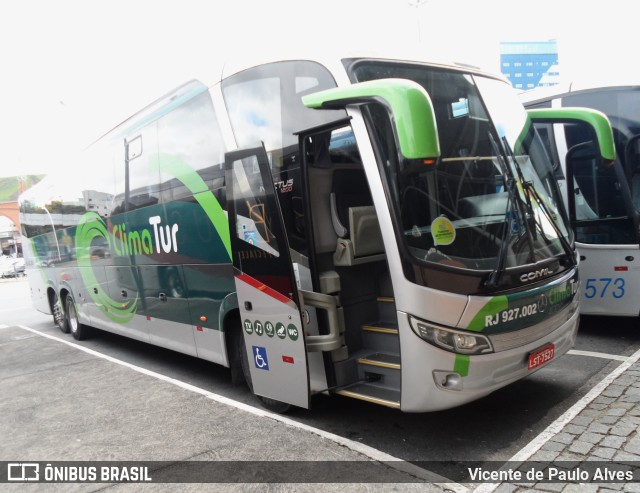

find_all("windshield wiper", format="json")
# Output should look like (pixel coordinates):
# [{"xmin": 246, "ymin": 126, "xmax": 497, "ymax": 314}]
[
  {"xmin": 485, "ymin": 133, "xmax": 516, "ymax": 288},
  {"xmin": 501, "ymin": 137, "xmax": 576, "ymax": 267},
  {"xmin": 498, "ymin": 138, "xmax": 538, "ymax": 263},
  {"xmin": 526, "ymin": 182, "xmax": 576, "ymax": 266}
]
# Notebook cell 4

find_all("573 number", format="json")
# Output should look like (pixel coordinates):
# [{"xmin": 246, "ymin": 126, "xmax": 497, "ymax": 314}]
[{"xmin": 584, "ymin": 277, "xmax": 625, "ymax": 299}]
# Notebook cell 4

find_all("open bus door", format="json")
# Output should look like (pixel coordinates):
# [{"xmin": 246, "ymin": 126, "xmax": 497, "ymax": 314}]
[{"xmin": 225, "ymin": 146, "xmax": 310, "ymax": 409}]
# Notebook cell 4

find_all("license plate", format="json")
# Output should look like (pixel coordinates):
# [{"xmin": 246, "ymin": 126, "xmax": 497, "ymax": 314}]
[{"xmin": 528, "ymin": 343, "xmax": 555, "ymax": 370}]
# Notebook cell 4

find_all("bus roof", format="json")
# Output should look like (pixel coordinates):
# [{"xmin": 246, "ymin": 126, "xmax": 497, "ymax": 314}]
[
  {"xmin": 91, "ymin": 79, "xmax": 210, "ymax": 146},
  {"xmin": 93, "ymin": 50, "xmax": 506, "ymax": 147},
  {"xmin": 218, "ymin": 46, "xmax": 501, "ymax": 82},
  {"xmin": 520, "ymin": 79, "xmax": 640, "ymax": 105}
]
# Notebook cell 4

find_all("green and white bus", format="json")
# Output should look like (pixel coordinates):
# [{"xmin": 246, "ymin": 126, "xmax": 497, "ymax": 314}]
[
  {"xmin": 521, "ymin": 82, "xmax": 640, "ymax": 317},
  {"xmin": 20, "ymin": 53, "xmax": 612, "ymax": 412}
]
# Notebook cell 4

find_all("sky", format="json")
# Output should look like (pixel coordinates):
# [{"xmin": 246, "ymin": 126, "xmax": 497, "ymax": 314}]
[{"xmin": 0, "ymin": 0, "xmax": 637, "ymax": 178}]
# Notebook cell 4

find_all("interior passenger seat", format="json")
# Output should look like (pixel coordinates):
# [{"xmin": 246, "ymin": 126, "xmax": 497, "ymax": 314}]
[{"xmin": 329, "ymin": 169, "xmax": 385, "ymax": 266}]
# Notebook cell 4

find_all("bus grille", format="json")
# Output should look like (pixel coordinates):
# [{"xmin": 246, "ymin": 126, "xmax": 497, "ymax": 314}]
[{"xmin": 487, "ymin": 303, "xmax": 577, "ymax": 352}]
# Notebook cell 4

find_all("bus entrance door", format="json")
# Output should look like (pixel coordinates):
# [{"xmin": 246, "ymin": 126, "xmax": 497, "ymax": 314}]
[
  {"xmin": 225, "ymin": 146, "xmax": 310, "ymax": 409},
  {"xmin": 567, "ymin": 141, "xmax": 640, "ymax": 316}
]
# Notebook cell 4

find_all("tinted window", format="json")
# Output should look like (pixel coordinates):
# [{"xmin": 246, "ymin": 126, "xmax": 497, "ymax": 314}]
[
  {"xmin": 157, "ymin": 90, "xmax": 226, "ymax": 206},
  {"xmin": 222, "ymin": 61, "xmax": 344, "ymax": 255},
  {"xmin": 19, "ymin": 141, "xmax": 117, "ymax": 264},
  {"xmin": 564, "ymin": 88, "xmax": 640, "ymax": 163},
  {"xmin": 222, "ymin": 60, "xmax": 343, "ymax": 170},
  {"xmin": 566, "ymin": 134, "xmax": 636, "ymax": 244},
  {"xmin": 352, "ymin": 62, "xmax": 570, "ymax": 279}
]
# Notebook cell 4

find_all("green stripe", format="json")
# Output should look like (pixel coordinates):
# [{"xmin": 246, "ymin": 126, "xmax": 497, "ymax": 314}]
[
  {"xmin": 454, "ymin": 354, "xmax": 470, "ymax": 377},
  {"xmin": 467, "ymin": 295, "xmax": 509, "ymax": 332},
  {"xmin": 155, "ymin": 153, "xmax": 231, "ymax": 261},
  {"xmin": 76, "ymin": 212, "xmax": 138, "ymax": 323}
]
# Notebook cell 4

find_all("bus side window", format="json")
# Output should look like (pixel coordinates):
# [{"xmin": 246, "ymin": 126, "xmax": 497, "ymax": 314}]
[
  {"xmin": 566, "ymin": 123, "xmax": 626, "ymax": 219},
  {"xmin": 157, "ymin": 90, "xmax": 226, "ymax": 205},
  {"xmin": 624, "ymin": 134, "xmax": 640, "ymax": 211},
  {"xmin": 569, "ymin": 143, "xmax": 606, "ymax": 219},
  {"xmin": 534, "ymin": 123, "xmax": 564, "ymax": 180},
  {"xmin": 111, "ymin": 123, "xmax": 160, "ymax": 215},
  {"xmin": 567, "ymin": 137, "xmax": 636, "ymax": 244},
  {"xmin": 155, "ymin": 88, "xmax": 229, "ymax": 264},
  {"xmin": 221, "ymin": 60, "xmax": 344, "ymax": 258}
]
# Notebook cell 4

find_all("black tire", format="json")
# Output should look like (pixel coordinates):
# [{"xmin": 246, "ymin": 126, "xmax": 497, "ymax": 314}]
[
  {"xmin": 238, "ymin": 330, "xmax": 291, "ymax": 414},
  {"xmin": 65, "ymin": 294, "xmax": 91, "ymax": 341},
  {"xmin": 52, "ymin": 293, "xmax": 69, "ymax": 333},
  {"xmin": 227, "ymin": 318, "xmax": 245, "ymax": 386}
]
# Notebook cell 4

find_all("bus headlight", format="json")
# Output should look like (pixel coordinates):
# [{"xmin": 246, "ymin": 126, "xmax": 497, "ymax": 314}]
[{"xmin": 409, "ymin": 315, "xmax": 494, "ymax": 355}]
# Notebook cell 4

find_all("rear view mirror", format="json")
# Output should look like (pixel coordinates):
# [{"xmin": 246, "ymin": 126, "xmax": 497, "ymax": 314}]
[
  {"xmin": 302, "ymin": 78, "xmax": 441, "ymax": 161},
  {"xmin": 527, "ymin": 107, "xmax": 616, "ymax": 162}
]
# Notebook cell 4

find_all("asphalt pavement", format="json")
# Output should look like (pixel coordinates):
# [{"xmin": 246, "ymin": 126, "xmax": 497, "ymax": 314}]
[
  {"xmin": 0, "ymin": 322, "xmax": 456, "ymax": 492},
  {"xmin": 1, "ymin": 274, "xmax": 640, "ymax": 492}
]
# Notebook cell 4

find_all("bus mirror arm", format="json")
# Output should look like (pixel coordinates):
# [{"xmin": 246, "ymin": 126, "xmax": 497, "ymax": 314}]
[
  {"xmin": 299, "ymin": 289, "xmax": 343, "ymax": 352},
  {"xmin": 302, "ymin": 78, "xmax": 441, "ymax": 161},
  {"xmin": 526, "ymin": 107, "xmax": 616, "ymax": 162}
]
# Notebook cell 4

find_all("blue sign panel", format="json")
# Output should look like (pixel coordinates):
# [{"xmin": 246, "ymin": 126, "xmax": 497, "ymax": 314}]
[{"xmin": 252, "ymin": 346, "xmax": 269, "ymax": 371}]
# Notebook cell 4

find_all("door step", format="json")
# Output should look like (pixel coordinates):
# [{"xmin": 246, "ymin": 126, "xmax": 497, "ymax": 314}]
[
  {"xmin": 336, "ymin": 383, "xmax": 400, "ymax": 409},
  {"xmin": 358, "ymin": 352, "xmax": 400, "ymax": 370},
  {"xmin": 332, "ymin": 295, "xmax": 401, "ymax": 409},
  {"xmin": 362, "ymin": 321, "xmax": 398, "ymax": 335},
  {"xmin": 377, "ymin": 296, "xmax": 396, "ymax": 323},
  {"xmin": 361, "ymin": 321, "xmax": 399, "ymax": 354}
]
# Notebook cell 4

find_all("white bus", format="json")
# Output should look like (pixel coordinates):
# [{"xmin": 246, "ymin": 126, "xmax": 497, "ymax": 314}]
[
  {"xmin": 20, "ymin": 53, "xmax": 612, "ymax": 412},
  {"xmin": 522, "ymin": 82, "xmax": 640, "ymax": 317}
]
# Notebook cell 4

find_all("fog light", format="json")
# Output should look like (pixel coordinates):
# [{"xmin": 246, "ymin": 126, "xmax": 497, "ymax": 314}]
[{"xmin": 433, "ymin": 370, "xmax": 463, "ymax": 391}]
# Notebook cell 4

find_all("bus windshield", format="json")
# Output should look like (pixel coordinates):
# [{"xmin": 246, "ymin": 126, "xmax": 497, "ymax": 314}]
[{"xmin": 350, "ymin": 61, "xmax": 573, "ymax": 288}]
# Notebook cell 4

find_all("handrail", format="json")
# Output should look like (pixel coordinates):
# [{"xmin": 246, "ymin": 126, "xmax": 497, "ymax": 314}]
[{"xmin": 299, "ymin": 289, "xmax": 343, "ymax": 352}]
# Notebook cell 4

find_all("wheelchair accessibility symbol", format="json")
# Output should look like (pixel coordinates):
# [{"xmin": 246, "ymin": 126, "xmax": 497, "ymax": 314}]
[{"xmin": 252, "ymin": 346, "xmax": 269, "ymax": 371}]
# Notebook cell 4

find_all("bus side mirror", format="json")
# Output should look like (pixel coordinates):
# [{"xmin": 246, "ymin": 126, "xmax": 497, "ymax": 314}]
[
  {"xmin": 302, "ymin": 78, "xmax": 441, "ymax": 161},
  {"xmin": 624, "ymin": 134, "xmax": 640, "ymax": 212},
  {"xmin": 625, "ymin": 134, "xmax": 640, "ymax": 180},
  {"xmin": 527, "ymin": 107, "xmax": 616, "ymax": 163}
]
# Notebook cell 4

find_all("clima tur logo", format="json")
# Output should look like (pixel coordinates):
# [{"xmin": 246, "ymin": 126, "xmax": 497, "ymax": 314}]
[{"xmin": 75, "ymin": 212, "xmax": 138, "ymax": 324}]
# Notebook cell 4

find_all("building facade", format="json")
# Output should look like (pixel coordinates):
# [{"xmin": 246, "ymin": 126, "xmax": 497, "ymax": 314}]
[
  {"xmin": 0, "ymin": 203, "xmax": 19, "ymax": 256},
  {"xmin": 0, "ymin": 175, "xmax": 44, "ymax": 256},
  {"xmin": 500, "ymin": 41, "xmax": 560, "ymax": 90}
]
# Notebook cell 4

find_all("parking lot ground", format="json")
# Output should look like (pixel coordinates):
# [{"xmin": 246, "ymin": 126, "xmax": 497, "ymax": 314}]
[
  {"xmin": 0, "ymin": 324, "xmax": 460, "ymax": 492},
  {"xmin": 475, "ymin": 346, "xmax": 640, "ymax": 493},
  {"xmin": 3, "ymin": 276, "xmax": 640, "ymax": 492}
]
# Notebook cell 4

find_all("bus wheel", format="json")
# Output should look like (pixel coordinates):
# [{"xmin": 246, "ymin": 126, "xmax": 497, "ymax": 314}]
[
  {"xmin": 239, "ymin": 331, "xmax": 291, "ymax": 414},
  {"xmin": 53, "ymin": 293, "xmax": 69, "ymax": 333},
  {"xmin": 66, "ymin": 294, "xmax": 91, "ymax": 341},
  {"xmin": 227, "ymin": 320, "xmax": 245, "ymax": 386}
]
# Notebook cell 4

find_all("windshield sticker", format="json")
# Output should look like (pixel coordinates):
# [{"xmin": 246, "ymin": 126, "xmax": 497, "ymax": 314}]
[
  {"xmin": 451, "ymin": 98, "xmax": 469, "ymax": 118},
  {"xmin": 431, "ymin": 216, "xmax": 456, "ymax": 246},
  {"xmin": 506, "ymin": 210, "xmax": 521, "ymax": 236},
  {"xmin": 244, "ymin": 230, "xmax": 258, "ymax": 245}
]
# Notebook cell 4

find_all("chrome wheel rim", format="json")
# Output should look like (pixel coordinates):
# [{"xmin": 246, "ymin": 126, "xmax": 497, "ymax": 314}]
[{"xmin": 68, "ymin": 302, "xmax": 78, "ymax": 333}]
